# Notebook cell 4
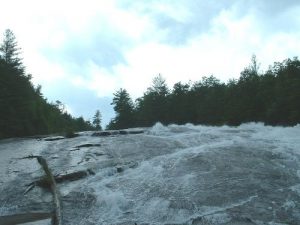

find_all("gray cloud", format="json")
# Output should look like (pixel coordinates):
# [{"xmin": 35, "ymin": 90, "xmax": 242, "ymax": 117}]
[
  {"xmin": 152, "ymin": 1, "xmax": 237, "ymax": 44},
  {"xmin": 41, "ymin": 27, "xmax": 131, "ymax": 76},
  {"xmin": 118, "ymin": 0, "xmax": 236, "ymax": 44},
  {"xmin": 39, "ymin": 0, "xmax": 300, "ymax": 76},
  {"xmin": 118, "ymin": 0, "xmax": 300, "ymax": 44}
]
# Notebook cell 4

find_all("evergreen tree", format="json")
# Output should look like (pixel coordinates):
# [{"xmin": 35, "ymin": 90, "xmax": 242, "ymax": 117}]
[
  {"xmin": 0, "ymin": 29, "xmax": 23, "ymax": 71},
  {"xmin": 109, "ymin": 56, "xmax": 300, "ymax": 128},
  {"xmin": 169, "ymin": 82, "xmax": 191, "ymax": 124},
  {"xmin": 148, "ymin": 74, "xmax": 169, "ymax": 95},
  {"xmin": 92, "ymin": 110, "xmax": 102, "ymax": 130},
  {"xmin": 107, "ymin": 88, "xmax": 135, "ymax": 129},
  {"xmin": 237, "ymin": 55, "xmax": 263, "ymax": 122},
  {"xmin": 0, "ymin": 29, "xmax": 93, "ymax": 138},
  {"xmin": 190, "ymin": 76, "xmax": 225, "ymax": 125},
  {"xmin": 136, "ymin": 74, "xmax": 170, "ymax": 126}
]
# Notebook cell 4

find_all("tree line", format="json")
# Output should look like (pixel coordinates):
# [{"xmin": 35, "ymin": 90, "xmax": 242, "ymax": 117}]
[
  {"xmin": 108, "ymin": 55, "xmax": 300, "ymax": 129},
  {"xmin": 0, "ymin": 29, "xmax": 95, "ymax": 138},
  {"xmin": 2, "ymin": 29, "xmax": 299, "ymax": 137}
]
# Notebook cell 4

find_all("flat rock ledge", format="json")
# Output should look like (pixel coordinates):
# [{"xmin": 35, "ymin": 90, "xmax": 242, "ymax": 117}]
[{"xmin": 92, "ymin": 129, "xmax": 144, "ymax": 137}]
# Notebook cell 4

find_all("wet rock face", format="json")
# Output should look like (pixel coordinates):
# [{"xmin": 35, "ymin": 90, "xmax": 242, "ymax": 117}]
[
  {"xmin": 62, "ymin": 191, "xmax": 97, "ymax": 224},
  {"xmin": 1, "ymin": 124, "xmax": 300, "ymax": 224}
]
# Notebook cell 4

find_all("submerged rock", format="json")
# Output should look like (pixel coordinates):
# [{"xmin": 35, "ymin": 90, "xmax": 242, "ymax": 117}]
[
  {"xmin": 75, "ymin": 143, "xmax": 101, "ymax": 148},
  {"xmin": 92, "ymin": 131, "xmax": 111, "ymax": 136},
  {"xmin": 128, "ymin": 130, "xmax": 144, "ymax": 134},
  {"xmin": 116, "ymin": 166, "xmax": 124, "ymax": 173}
]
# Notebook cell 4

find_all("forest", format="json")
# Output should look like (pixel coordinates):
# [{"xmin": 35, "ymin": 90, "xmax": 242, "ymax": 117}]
[
  {"xmin": 108, "ymin": 56, "xmax": 300, "ymax": 129},
  {"xmin": 0, "ymin": 29, "xmax": 94, "ymax": 138},
  {"xmin": 1, "ymin": 29, "xmax": 300, "ymax": 138}
]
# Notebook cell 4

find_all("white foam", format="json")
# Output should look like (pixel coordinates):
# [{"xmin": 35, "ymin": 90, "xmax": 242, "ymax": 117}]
[
  {"xmin": 81, "ymin": 123, "xmax": 300, "ymax": 223},
  {"xmin": 2, "ymin": 122, "xmax": 300, "ymax": 224},
  {"xmin": 148, "ymin": 122, "xmax": 170, "ymax": 135}
]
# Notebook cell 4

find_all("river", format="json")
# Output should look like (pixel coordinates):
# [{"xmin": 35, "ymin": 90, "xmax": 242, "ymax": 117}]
[{"xmin": 1, "ymin": 123, "xmax": 300, "ymax": 224}]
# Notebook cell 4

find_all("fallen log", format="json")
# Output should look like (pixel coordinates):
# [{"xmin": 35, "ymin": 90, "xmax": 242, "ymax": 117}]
[
  {"xmin": 24, "ymin": 155, "xmax": 63, "ymax": 225},
  {"xmin": 30, "ymin": 169, "xmax": 95, "ymax": 189},
  {"xmin": 55, "ymin": 169, "xmax": 94, "ymax": 182},
  {"xmin": 0, "ymin": 212, "xmax": 52, "ymax": 225}
]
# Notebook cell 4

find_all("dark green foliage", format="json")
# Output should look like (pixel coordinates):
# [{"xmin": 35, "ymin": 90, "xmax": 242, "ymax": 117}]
[
  {"xmin": 109, "ymin": 57, "xmax": 300, "ymax": 129},
  {"xmin": 135, "ymin": 75, "xmax": 170, "ymax": 126},
  {"xmin": 0, "ymin": 29, "xmax": 24, "ymax": 71},
  {"xmin": 64, "ymin": 128, "xmax": 78, "ymax": 138},
  {"xmin": 168, "ymin": 82, "xmax": 191, "ymax": 124},
  {"xmin": 92, "ymin": 110, "xmax": 102, "ymax": 130},
  {"xmin": 0, "ymin": 30, "xmax": 93, "ymax": 138},
  {"xmin": 190, "ymin": 76, "xmax": 226, "ymax": 125},
  {"xmin": 107, "ymin": 88, "xmax": 135, "ymax": 129},
  {"xmin": 263, "ymin": 58, "xmax": 300, "ymax": 125}
]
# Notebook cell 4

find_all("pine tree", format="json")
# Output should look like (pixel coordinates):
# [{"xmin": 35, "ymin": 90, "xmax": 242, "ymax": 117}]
[
  {"xmin": 0, "ymin": 29, "xmax": 93, "ymax": 138},
  {"xmin": 0, "ymin": 29, "xmax": 24, "ymax": 71},
  {"xmin": 136, "ymin": 74, "xmax": 170, "ymax": 125},
  {"xmin": 108, "ymin": 89, "xmax": 135, "ymax": 129},
  {"xmin": 92, "ymin": 110, "xmax": 102, "ymax": 130}
]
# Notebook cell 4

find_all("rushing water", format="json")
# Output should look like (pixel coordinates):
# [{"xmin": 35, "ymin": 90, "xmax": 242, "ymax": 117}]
[{"xmin": 1, "ymin": 123, "xmax": 300, "ymax": 225}]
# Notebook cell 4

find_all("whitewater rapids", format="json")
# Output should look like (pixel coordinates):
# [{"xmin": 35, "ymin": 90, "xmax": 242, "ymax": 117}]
[{"xmin": 1, "ymin": 123, "xmax": 300, "ymax": 225}]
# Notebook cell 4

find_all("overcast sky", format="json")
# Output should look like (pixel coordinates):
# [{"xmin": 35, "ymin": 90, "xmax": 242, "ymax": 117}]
[{"xmin": 1, "ymin": 0, "xmax": 300, "ymax": 126}]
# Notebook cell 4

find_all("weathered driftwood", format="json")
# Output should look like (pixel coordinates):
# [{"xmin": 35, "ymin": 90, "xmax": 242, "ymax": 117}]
[{"xmin": 24, "ymin": 155, "xmax": 63, "ymax": 225}]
